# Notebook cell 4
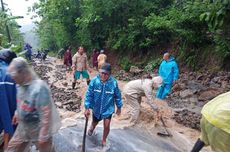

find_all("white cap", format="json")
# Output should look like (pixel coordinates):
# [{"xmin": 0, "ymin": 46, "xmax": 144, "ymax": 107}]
[{"xmin": 152, "ymin": 76, "xmax": 163, "ymax": 88}]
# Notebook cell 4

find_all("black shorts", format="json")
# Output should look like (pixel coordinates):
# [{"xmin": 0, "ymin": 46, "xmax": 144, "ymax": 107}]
[{"xmin": 92, "ymin": 114, "xmax": 112, "ymax": 122}]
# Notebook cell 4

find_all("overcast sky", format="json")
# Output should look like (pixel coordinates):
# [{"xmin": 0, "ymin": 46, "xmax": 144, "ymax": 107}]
[{"xmin": 5, "ymin": 0, "xmax": 38, "ymax": 25}]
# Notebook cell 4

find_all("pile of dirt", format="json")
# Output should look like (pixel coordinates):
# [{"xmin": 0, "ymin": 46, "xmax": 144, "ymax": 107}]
[
  {"xmin": 33, "ymin": 64, "xmax": 52, "ymax": 83},
  {"xmin": 173, "ymin": 109, "xmax": 201, "ymax": 130},
  {"xmin": 51, "ymin": 85, "xmax": 81, "ymax": 112},
  {"xmin": 114, "ymin": 69, "xmax": 143, "ymax": 81},
  {"xmin": 168, "ymin": 71, "xmax": 230, "ymax": 130},
  {"xmin": 32, "ymin": 59, "xmax": 81, "ymax": 113}
]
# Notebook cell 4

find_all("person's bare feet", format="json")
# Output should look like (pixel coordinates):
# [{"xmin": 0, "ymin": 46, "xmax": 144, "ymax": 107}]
[
  {"xmin": 102, "ymin": 140, "xmax": 106, "ymax": 147},
  {"xmin": 87, "ymin": 127, "xmax": 94, "ymax": 136}
]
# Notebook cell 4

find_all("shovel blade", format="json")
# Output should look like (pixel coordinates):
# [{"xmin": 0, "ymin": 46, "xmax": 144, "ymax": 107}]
[{"xmin": 157, "ymin": 131, "xmax": 172, "ymax": 137}]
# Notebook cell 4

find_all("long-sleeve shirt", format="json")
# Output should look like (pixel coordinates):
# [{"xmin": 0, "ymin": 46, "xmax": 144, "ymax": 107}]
[
  {"xmin": 72, "ymin": 52, "xmax": 89, "ymax": 71},
  {"xmin": 123, "ymin": 79, "xmax": 158, "ymax": 110},
  {"xmin": 0, "ymin": 61, "xmax": 17, "ymax": 135},
  {"xmin": 85, "ymin": 75, "xmax": 123, "ymax": 119}
]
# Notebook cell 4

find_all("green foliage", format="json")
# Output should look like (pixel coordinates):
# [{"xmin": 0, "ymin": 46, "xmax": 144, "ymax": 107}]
[
  {"xmin": 0, "ymin": 11, "xmax": 23, "ymax": 47},
  {"xmin": 32, "ymin": 0, "xmax": 230, "ymax": 70},
  {"xmin": 119, "ymin": 57, "xmax": 132, "ymax": 72},
  {"xmin": 32, "ymin": 0, "xmax": 81, "ymax": 50},
  {"xmin": 10, "ymin": 44, "xmax": 23, "ymax": 54},
  {"xmin": 144, "ymin": 58, "xmax": 162, "ymax": 72},
  {"xmin": 199, "ymin": 0, "xmax": 230, "ymax": 61},
  {"xmin": 48, "ymin": 51, "xmax": 57, "ymax": 57}
]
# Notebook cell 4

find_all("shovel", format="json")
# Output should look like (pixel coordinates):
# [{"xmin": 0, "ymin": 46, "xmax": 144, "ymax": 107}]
[
  {"xmin": 157, "ymin": 117, "xmax": 172, "ymax": 137},
  {"xmin": 82, "ymin": 117, "xmax": 88, "ymax": 152}
]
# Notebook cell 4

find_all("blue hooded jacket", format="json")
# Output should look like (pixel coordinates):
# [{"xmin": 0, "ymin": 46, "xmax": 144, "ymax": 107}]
[
  {"xmin": 0, "ymin": 61, "xmax": 17, "ymax": 135},
  {"xmin": 85, "ymin": 75, "xmax": 122, "ymax": 119},
  {"xmin": 159, "ymin": 57, "xmax": 179, "ymax": 84}
]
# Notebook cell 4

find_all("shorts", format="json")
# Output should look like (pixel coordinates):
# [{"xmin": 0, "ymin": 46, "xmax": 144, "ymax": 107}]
[
  {"xmin": 74, "ymin": 70, "xmax": 89, "ymax": 80},
  {"xmin": 92, "ymin": 114, "xmax": 112, "ymax": 122}
]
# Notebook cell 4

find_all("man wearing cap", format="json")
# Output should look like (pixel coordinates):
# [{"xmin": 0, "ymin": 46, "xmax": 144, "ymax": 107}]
[
  {"xmin": 84, "ymin": 62, "xmax": 122, "ymax": 147},
  {"xmin": 0, "ymin": 49, "xmax": 17, "ymax": 150},
  {"xmin": 123, "ymin": 76, "xmax": 163, "ymax": 124},
  {"xmin": 156, "ymin": 52, "xmax": 179, "ymax": 100},
  {"xmin": 97, "ymin": 50, "xmax": 107, "ymax": 69}
]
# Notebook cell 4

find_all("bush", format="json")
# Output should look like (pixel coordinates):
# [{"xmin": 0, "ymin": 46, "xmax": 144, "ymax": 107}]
[
  {"xmin": 11, "ymin": 44, "xmax": 23, "ymax": 54},
  {"xmin": 144, "ymin": 58, "xmax": 162, "ymax": 72},
  {"xmin": 119, "ymin": 57, "xmax": 132, "ymax": 72}
]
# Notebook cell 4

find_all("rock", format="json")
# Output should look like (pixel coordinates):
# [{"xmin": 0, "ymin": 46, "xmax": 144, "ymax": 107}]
[
  {"xmin": 221, "ymin": 81, "xmax": 228, "ymax": 88},
  {"xmin": 187, "ymin": 80, "xmax": 205, "ymax": 93},
  {"xmin": 171, "ymin": 91, "xmax": 180, "ymax": 97},
  {"xmin": 172, "ymin": 83, "xmax": 181, "ymax": 91},
  {"xmin": 198, "ymin": 88, "xmax": 223, "ymax": 101},
  {"xmin": 188, "ymin": 97, "xmax": 198, "ymax": 104},
  {"xmin": 173, "ymin": 109, "xmax": 201, "ymax": 130},
  {"xmin": 62, "ymin": 100, "xmax": 74, "ymax": 105},
  {"xmin": 129, "ymin": 66, "xmax": 143, "ymax": 74},
  {"xmin": 209, "ymin": 81, "xmax": 221, "ymax": 88},
  {"xmin": 62, "ymin": 82, "xmax": 68, "ymax": 87},
  {"xmin": 55, "ymin": 102, "xmax": 62, "ymax": 107},
  {"xmin": 180, "ymin": 89, "xmax": 193, "ymax": 98},
  {"xmin": 203, "ymin": 78, "xmax": 210, "ymax": 86},
  {"xmin": 212, "ymin": 76, "xmax": 221, "ymax": 83},
  {"xmin": 196, "ymin": 74, "xmax": 204, "ymax": 81}
]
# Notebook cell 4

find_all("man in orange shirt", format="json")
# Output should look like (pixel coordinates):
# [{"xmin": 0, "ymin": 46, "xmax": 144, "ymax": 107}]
[{"xmin": 97, "ymin": 50, "xmax": 107, "ymax": 69}]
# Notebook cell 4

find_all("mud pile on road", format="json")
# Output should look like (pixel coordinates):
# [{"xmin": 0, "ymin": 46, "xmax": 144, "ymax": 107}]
[
  {"xmin": 54, "ymin": 65, "xmax": 66, "ymax": 80},
  {"xmin": 32, "ymin": 59, "xmax": 81, "ymax": 113},
  {"xmin": 33, "ymin": 64, "xmax": 52, "ymax": 83},
  {"xmin": 51, "ymin": 85, "xmax": 81, "ymax": 112},
  {"xmin": 173, "ymin": 109, "xmax": 201, "ymax": 130},
  {"xmin": 168, "ymin": 71, "xmax": 230, "ymax": 130},
  {"xmin": 115, "ymin": 69, "xmax": 143, "ymax": 81}
]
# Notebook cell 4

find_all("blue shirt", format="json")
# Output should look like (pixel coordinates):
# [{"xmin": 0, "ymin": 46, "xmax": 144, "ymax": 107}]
[
  {"xmin": 85, "ymin": 75, "xmax": 122, "ymax": 119},
  {"xmin": 0, "ymin": 61, "xmax": 17, "ymax": 135}
]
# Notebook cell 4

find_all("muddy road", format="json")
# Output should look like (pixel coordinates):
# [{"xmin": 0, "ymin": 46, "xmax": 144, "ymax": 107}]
[{"xmin": 31, "ymin": 57, "xmax": 211, "ymax": 152}]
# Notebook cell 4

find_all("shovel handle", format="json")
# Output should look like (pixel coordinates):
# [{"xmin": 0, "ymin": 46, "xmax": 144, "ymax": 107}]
[
  {"xmin": 82, "ymin": 117, "xmax": 88, "ymax": 152},
  {"xmin": 160, "ymin": 117, "xmax": 172, "ymax": 137}
]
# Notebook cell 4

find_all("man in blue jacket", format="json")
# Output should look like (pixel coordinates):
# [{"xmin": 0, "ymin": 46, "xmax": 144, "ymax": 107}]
[
  {"xmin": 0, "ymin": 49, "xmax": 17, "ymax": 150},
  {"xmin": 156, "ymin": 52, "xmax": 179, "ymax": 99},
  {"xmin": 84, "ymin": 62, "xmax": 123, "ymax": 147}
]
